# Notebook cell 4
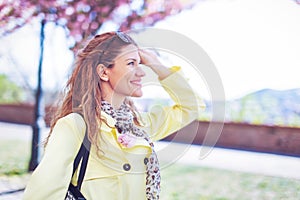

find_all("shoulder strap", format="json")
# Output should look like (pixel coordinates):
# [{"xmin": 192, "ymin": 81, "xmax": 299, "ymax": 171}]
[{"xmin": 71, "ymin": 115, "xmax": 91, "ymax": 190}]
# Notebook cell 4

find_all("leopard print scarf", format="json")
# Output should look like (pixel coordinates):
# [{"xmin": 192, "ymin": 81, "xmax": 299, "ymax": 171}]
[{"xmin": 101, "ymin": 101, "xmax": 161, "ymax": 200}]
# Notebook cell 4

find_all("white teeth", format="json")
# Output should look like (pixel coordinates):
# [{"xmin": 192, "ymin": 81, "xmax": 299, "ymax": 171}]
[
  {"xmin": 131, "ymin": 81, "xmax": 142, "ymax": 87},
  {"xmin": 131, "ymin": 81, "xmax": 141, "ymax": 85}
]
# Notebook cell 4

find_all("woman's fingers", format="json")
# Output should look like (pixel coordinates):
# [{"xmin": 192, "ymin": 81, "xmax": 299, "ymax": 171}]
[{"xmin": 139, "ymin": 49, "xmax": 162, "ymax": 67}]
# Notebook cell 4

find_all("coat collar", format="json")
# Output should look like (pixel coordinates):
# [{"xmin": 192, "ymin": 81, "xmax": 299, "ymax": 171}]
[
  {"xmin": 99, "ymin": 111, "xmax": 151, "ymax": 149},
  {"xmin": 100, "ymin": 111, "xmax": 116, "ymax": 128}
]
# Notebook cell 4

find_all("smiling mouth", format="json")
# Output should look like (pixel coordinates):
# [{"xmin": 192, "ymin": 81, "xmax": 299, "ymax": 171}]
[{"xmin": 130, "ymin": 80, "xmax": 142, "ymax": 87}]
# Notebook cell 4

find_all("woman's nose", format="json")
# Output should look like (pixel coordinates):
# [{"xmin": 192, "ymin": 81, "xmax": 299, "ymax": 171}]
[{"xmin": 136, "ymin": 66, "xmax": 146, "ymax": 77}]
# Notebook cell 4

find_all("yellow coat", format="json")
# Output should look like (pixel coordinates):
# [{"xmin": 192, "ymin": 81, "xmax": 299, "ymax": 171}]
[{"xmin": 23, "ymin": 68, "xmax": 206, "ymax": 200}]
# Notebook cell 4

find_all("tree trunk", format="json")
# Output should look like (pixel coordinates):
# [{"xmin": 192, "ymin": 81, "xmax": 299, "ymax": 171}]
[{"xmin": 29, "ymin": 19, "xmax": 46, "ymax": 171}]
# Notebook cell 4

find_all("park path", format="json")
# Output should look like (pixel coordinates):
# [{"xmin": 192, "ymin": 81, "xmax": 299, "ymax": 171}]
[{"xmin": 0, "ymin": 175, "xmax": 29, "ymax": 200}]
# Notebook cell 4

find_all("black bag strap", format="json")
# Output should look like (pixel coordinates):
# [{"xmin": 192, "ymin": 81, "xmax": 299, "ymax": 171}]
[{"xmin": 71, "ymin": 119, "xmax": 91, "ymax": 190}]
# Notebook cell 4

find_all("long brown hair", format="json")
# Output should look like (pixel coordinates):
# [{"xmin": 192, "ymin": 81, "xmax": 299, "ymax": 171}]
[{"xmin": 45, "ymin": 31, "xmax": 140, "ymax": 155}]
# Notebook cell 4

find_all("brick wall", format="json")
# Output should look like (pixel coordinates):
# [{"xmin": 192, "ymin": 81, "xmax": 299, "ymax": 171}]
[
  {"xmin": 164, "ymin": 121, "xmax": 300, "ymax": 157},
  {"xmin": 0, "ymin": 104, "xmax": 52, "ymax": 125}
]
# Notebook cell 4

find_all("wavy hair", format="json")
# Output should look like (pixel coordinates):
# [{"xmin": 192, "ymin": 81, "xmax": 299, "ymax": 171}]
[{"xmin": 45, "ymin": 31, "xmax": 141, "ymax": 155}]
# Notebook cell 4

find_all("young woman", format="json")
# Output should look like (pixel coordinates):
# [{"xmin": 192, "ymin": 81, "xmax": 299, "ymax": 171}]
[{"xmin": 23, "ymin": 31, "xmax": 206, "ymax": 200}]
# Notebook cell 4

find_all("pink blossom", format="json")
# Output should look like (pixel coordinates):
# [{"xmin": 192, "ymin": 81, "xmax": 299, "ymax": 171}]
[{"xmin": 117, "ymin": 134, "xmax": 136, "ymax": 148}]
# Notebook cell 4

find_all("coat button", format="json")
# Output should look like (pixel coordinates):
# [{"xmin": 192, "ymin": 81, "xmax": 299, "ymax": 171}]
[
  {"xmin": 144, "ymin": 157, "xmax": 149, "ymax": 165},
  {"xmin": 123, "ymin": 163, "xmax": 131, "ymax": 171}
]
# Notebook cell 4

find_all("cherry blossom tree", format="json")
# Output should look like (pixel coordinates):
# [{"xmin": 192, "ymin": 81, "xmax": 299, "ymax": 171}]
[{"xmin": 0, "ymin": 0, "xmax": 197, "ymax": 50}]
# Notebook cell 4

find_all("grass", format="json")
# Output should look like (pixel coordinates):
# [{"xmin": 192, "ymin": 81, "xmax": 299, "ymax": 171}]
[
  {"xmin": 1, "ymin": 139, "xmax": 300, "ymax": 199},
  {"xmin": 160, "ymin": 164, "xmax": 300, "ymax": 200},
  {"xmin": 0, "ymin": 139, "xmax": 30, "ymax": 175}
]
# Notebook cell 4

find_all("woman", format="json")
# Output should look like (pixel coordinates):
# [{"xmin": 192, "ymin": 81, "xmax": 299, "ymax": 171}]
[{"xmin": 23, "ymin": 31, "xmax": 206, "ymax": 200}]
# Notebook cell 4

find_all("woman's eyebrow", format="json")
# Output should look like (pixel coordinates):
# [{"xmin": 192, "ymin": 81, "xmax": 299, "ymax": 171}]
[
  {"xmin": 126, "ymin": 58, "xmax": 141, "ymax": 63},
  {"xmin": 126, "ymin": 58, "xmax": 137, "ymax": 61}
]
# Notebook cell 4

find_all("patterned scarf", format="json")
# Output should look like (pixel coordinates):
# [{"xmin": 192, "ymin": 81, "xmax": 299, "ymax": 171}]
[{"xmin": 101, "ymin": 101, "xmax": 161, "ymax": 200}]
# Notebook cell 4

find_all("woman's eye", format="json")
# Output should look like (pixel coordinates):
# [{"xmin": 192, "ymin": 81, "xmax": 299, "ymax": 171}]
[{"xmin": 128, "ymin": 61, "xmax": 135, "ymax": 66}]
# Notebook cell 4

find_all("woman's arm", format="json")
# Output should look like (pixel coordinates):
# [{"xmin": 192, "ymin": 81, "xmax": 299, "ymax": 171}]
[
  {"xmin": 138, "ymin": 50, "xmax": 206, "ymax": 141},
  {"xmin": 23, "ymin": 113, "xmax": 86, "ymax": 200},
  {"xmin": 143, "ymin": 68, "xmax": 206, "ymax": 141}
]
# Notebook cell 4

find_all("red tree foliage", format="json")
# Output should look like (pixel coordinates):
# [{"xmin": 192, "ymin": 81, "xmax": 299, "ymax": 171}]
[{"xmin": 0, "ymin": 0, "xmax": 197, "ymax": 50}]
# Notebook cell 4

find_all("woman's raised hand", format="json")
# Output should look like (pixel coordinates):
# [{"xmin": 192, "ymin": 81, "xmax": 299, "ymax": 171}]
[{"xmin": 139, "ymin": 49, "xmax": 171, "ymax": 80}]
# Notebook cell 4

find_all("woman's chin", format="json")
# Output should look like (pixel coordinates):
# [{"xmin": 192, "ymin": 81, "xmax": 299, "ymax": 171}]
[{"xmin": 130, "ymin": 89, "xmax": 143, "ymax": 98}]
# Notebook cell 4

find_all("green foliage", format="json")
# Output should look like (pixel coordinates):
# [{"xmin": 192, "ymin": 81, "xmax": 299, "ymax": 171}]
[
  {"xmin": 0, "ymin": 74, "xmax": 24, "ymax": 103},
  {"xmin": 225, "ymin": 89, "xmax": 300, "ymax": 127}
]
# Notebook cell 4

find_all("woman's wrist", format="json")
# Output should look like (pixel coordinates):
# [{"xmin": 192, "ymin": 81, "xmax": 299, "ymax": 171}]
[{"xmin": 150, "ymin": 65, "xmax": 172, "ymax": 80}]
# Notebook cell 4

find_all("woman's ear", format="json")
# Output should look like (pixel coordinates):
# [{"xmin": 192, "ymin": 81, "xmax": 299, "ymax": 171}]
[{"xmin": 96, "ymin": 64, "xmax": 109, "ymax": 82}]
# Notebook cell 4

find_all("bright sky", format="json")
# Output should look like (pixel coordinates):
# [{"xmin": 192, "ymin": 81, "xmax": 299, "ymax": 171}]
[
  {"xmin": 153, "ymin": 0, "xmax": 300, "ymax": 99},
  {"xmin": 0, "ymin": 0, "xmax": 299, "ymax": 100},
  {"xmin": 0, "ymin": 20, "xmax": 73, "ymax": 93}
]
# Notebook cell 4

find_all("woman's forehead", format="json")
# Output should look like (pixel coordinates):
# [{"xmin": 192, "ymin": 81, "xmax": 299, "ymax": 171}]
[{"xmin": 116, "ymin": 44, "xmax": 139, "ymax": 60}]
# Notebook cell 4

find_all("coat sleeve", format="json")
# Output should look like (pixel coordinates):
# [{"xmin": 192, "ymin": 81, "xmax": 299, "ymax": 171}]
[
  {"xmin": 140, "ymin": 66, "xmax": 206, "ymax": 141},
  {"xmin": 23, "ymin": 113, "xmax": 86, "ymax": 200}
]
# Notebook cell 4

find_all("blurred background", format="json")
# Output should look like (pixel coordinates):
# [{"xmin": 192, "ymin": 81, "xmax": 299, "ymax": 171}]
[{"xmin": 0, "ymin": 0, "xmax": 300, "ymax": 199}]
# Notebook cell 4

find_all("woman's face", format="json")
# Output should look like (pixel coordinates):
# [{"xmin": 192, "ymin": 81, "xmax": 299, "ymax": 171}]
[{"xmin": 106, "ymin": 44, "xmax": 145, "ymax": 98}]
